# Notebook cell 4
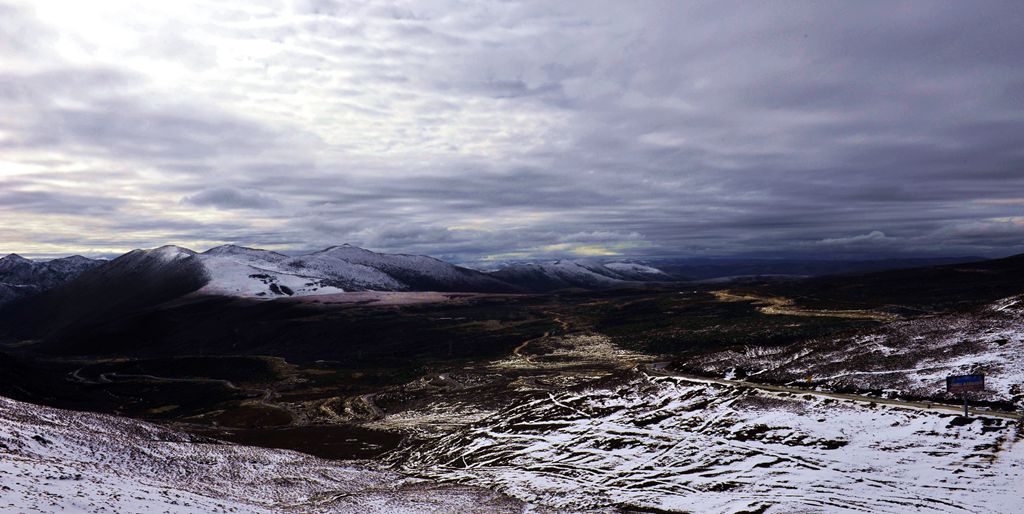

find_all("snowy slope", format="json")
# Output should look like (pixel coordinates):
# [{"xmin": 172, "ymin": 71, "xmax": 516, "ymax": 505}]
[
  {"xmin": 0, "ymin": 394, "xmax": 530, "ymax": 513},
  {"xmin": 196, "ymin": 244, "xmax": 511, "ymax": 297},
  {"xmin": 603, "ymin": 261, "xmax": 672, "ymax": 280},
  {"xmin": 197, "ymin": 245, "xmax": 348, "ymax": 297},
  {"xmin": 396, "ymin": 372, "xmax": 1024, "ymax": 513},
  {"xmin": 304, "ymin": 245, "xmax": 514, "ymax": 292},
  {"xmin": 202, "ymin": 244, "xmax": 288, "ymax": 262},
  {"xmin": 0, "ymin": 244, "xmax": 671, "ymax": 302},
  {"xmin": 490, "ymin": 260, "xmax": 671, "ymax": 292},
  {"xmin": 687, "ymin": 294, "xmax": 1024, "ymax": 407}
]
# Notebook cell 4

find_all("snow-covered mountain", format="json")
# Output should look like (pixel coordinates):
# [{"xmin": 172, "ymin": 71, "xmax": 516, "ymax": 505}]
[
  {"xmin": 304, "ymin": 245, "xmax": 515, "ymax": 292},
  {"xmin": 602, "ymin": 261, "xmax": 672, "ymax": 280},
  {"xmin": 0, "ymin": 245, "xmax": 679, "ymax": 317},
  {"xmin": 0, "ymin": 253, "xmax": 102, "ymax": 305},
  {"xmin": 197, "ymin": 244, "xmax": 348, "ymax": 297},
  {"xmin": 196, "ymin": 244, "xmax": 513, "ymax": 297},
  {"xmin": 0, "ymin": 245, "xmax": 677, "ymax": 341},
  {"xmin": 0, "ymin": 394, "xmax": 526, "ymax": 513},
  {"xmin": 489, "ymin": 260, "xmax": 671, "ymax": 292}
]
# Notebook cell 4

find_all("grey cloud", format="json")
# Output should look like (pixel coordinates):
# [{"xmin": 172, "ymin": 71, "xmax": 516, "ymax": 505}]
[
  {"xmin": 0, "ymin": 65, "xmax": 295, "ymax": 173},
  {"xmin": 183, "ymin": 187, "xmax": 282, "ymax": 210},
  {"xmin": 3, "ymin": 1, "xmax": 1024, "ymax": 261},
  {"xmin": 0, "ymin": 188, "xmax": 125, "ymax": 215},
  {"xmin": 0, "ymin": 3, "xmax": 54, "ymax": 57}
]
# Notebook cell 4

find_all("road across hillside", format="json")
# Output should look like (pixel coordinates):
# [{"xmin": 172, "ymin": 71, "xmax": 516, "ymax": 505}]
[{"xmin": 645, "ymin": 363, "xmax": 1023, "ymax": 421}]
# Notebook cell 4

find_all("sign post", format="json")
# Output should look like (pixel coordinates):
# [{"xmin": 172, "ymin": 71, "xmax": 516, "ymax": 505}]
[{"xmin": 946, "ymin": 374, "xmax": 984, "ymax": 417}]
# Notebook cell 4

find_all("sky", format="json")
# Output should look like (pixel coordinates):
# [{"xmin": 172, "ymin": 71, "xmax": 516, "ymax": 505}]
[{"xmin": 1, "ymin": 1, "xmax": 1023, "ymax": 263}]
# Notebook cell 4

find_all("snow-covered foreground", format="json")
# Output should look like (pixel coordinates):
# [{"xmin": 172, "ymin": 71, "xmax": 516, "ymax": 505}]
[
  {"xmin": 397, "ymin": 373, "xmax": 1024, "ymax": 513},
  {"xmin": 688, "ymin": 295, "xmax": 1024, "ymax": 408},
  {"xmin": 0, "ymin": 396, "xmax": 528, "ymax": 513}
]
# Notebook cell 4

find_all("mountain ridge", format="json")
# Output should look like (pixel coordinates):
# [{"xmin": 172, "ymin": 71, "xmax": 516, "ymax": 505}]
[
  {"xmin": 0, "ymin": 244, "xmax": 674, "ymax": 342},
  {"xmin": 0, "ymin": 253, "xmax": 103, "ymax": 305}
]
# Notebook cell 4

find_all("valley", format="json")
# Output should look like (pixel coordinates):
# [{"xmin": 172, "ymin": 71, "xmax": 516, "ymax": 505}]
[
  {"xmin": 6, "ymin": 2, "xmax": 1023, "ymax": 511},
  {"xmin": 1, "ymin": 247, "xmax": 1022, "ymax": 512}
]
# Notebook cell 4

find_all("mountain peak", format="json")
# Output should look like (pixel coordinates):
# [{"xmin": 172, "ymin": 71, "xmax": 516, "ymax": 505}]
[
  {"xmin": 49, "ymin": 255, "xmax": 94, "ymax": 264},
  {"xmin": 317, "ymin": 244, "xmax": 373, "ymax": 255},
  {"xmin": 205, "ymin": 244, "xmax": 254, "ymax": 252},
  {"xmin": 204, "ymin": 244, "xmax": 279, "ymax": 254},
  {"xmin": 145, "ymin": 245, "xmax": 197, "ymax": 262},
  {"xmin": 202, "ymin": 244, "xmax": 288, "ymax": 262},
  {"xmin": 1, "ymin": 253, "xmax": 31, "ymax": 263}
]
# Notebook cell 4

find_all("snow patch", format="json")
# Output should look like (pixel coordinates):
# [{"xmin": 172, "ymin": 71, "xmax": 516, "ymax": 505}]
[
  {"xmin": 0, "ymin": 395, "xmax": 529, "ymax": 513},
  {"xmin": 398, "ymin": 373, "xmax": 1024, "ymax": 513}
]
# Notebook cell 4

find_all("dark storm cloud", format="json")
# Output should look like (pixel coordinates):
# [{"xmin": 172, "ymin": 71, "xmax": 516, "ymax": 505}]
[{"xmin": 3, "ymin": 1, "xmax": 1024, "ymax": 260}]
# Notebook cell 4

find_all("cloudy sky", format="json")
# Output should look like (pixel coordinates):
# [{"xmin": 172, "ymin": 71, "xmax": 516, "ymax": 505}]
[{"xmin": 2, "ymin": 1, "xmax": 1023, "ymax": 263}]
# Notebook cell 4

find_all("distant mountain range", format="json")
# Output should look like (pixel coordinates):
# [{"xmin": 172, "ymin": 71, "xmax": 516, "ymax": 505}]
[
  {"xmin": 0, "ymin": 253, "xmax": 102, "ymax": 305},
  {"xmin": 0, "ymin": 245, "xmax": 1011, "ymax": 310},
  {"xmin": 145, "ymin": 243, "xmax": 520, "ymax": 297},
  {"xmin": 0, "ymin": 245, "xmax": 1012, "ymax": 313},
  {"xmin": 491, "ymin": 260, "xmax": 671, "ymax": 292},
  {"xmin": 0, "ymin": 244, "xmax": 676, "ymax": 308},
  {"xmin": 0, "ymin": 244, "xmax": 677, "ymax": 349},
  {"xmin": 646, "ymin": 256, "xmax": 983, "ymax": 281},
  {"xmin": 0, "ymin": 244, "xmax": 680, "ymax": 340}
]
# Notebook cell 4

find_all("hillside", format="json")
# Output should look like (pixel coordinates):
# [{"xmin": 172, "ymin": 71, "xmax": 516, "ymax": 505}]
[
  {"xmin": 0, "ymin": 394, "xmax": 527, "ymax": 513},
  {"xmin": 395, "ymin": 372, "xmax": 1024, "ymax": 512},
  {"xmin": 0, "ymin": 245, "xmax": 678, "ymax": 342},
  {"xmin": 490, "ymin": 260, "xmax": 672, "ymax": 292},
  {"xmin": 0, "ymin": 246, "xmax": 209, "ymax": 340},
  {"xmin": 753, "ymin": 253, "xmax": 1024, "ymax": 313},
  {"xmin": 0, "ymin": 253, "xmax": 101, "ymax": 305},
  {"xmin": 649, "ymin": 256, "xmax": 982, "ymax": 281},
  {"xmin": 684, "ymin": 294, "xmax": 1024, "ymax": 409}
]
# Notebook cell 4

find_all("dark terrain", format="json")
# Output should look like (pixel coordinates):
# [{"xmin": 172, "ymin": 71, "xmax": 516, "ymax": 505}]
[{"xmin": 0, "ymin": 253, "xmax": 1022, "ymax": 459}]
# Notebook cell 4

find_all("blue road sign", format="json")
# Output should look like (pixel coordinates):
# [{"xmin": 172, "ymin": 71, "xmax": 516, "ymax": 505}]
[{"xmin": 946, "ymin": 374, "xmax": 984, "ymax": 393}]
